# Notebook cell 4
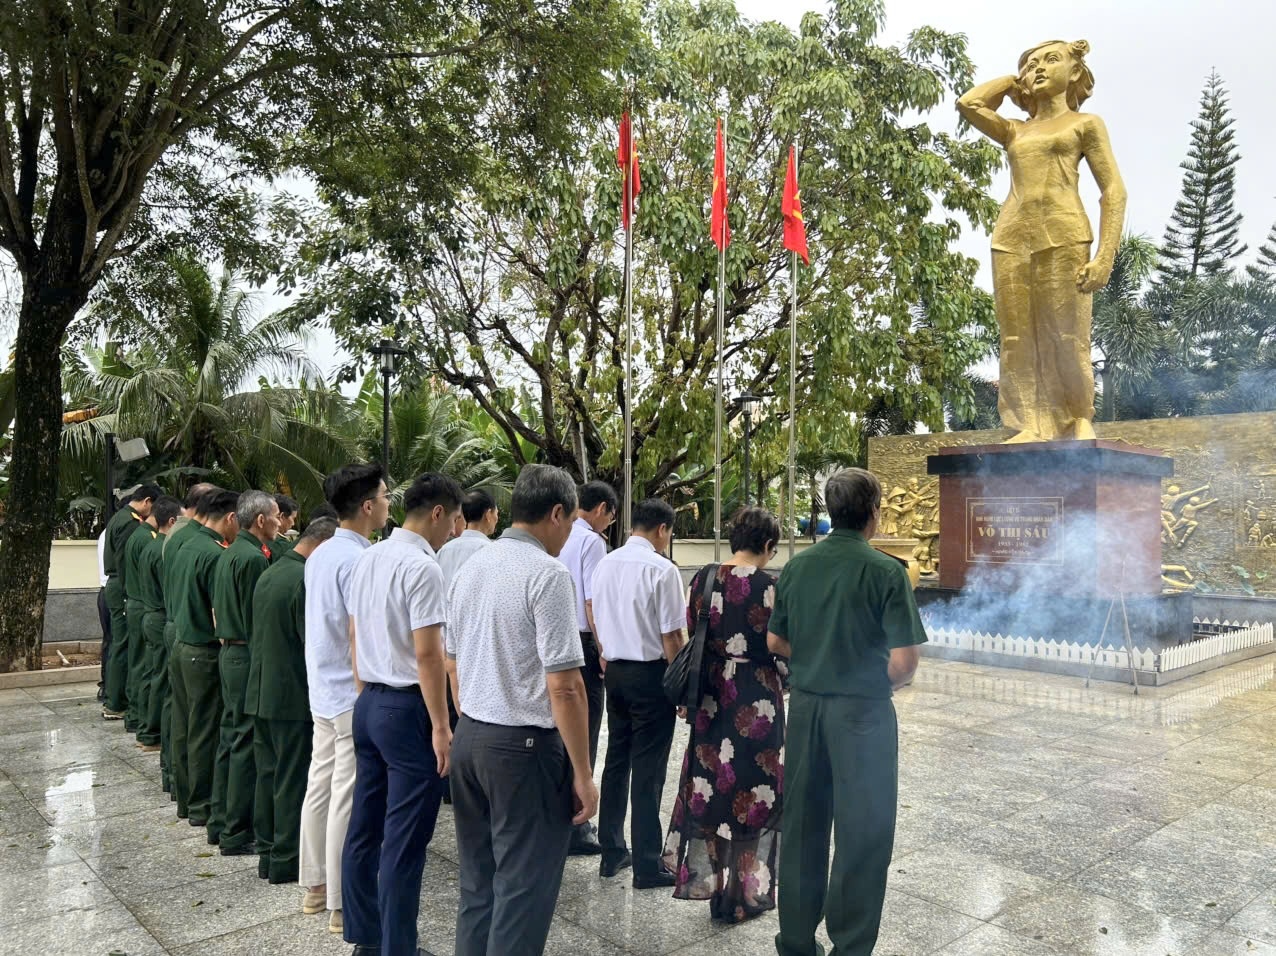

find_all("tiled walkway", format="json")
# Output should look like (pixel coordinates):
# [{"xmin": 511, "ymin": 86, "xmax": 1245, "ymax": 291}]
[{"xmin": 4, "ymin": 657, "xmax": 1276, "ymax": 955}]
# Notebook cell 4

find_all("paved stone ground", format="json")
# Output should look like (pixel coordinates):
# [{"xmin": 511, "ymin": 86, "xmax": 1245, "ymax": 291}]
[{"xmin": 6, "ymin": 656, "xmax": 1276, "ymax": 955}]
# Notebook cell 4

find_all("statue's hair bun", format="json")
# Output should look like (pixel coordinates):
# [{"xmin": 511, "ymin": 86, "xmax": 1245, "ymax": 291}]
[{"xmin": 1071, "ymin": 39, "xmax": 1091, "ymax": 58}]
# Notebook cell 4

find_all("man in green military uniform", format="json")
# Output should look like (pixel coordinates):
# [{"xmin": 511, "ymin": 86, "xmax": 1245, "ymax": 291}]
[
  {"xmin": 122, "ymin": 499, "xmax": 164, "ymax": 733},
  {"xmin": 768, "ymin": 468, "xmax": 927, "ymax": 956},
  {"xmin": 164, "ymin": 483, "xmax": 222, "ymax": 810},
  {"xmin": 210, "ymin": 490, "xmax": 281, "ymax": 856},
  {"xmin": 247, "ymin": 514, "xmax": 337, "ymax": 882},
  {"xmin": 273, "ymin": 494, "xmax": 298, "ymax": 560},
  {"xmin": 101, "ymin": 483, "xmax": 161, "ymax": 720},
  {"xmin": 172, "ymin": 489, "xmax": 241, "ymax": 837},
  {"xmin": 134, "ymin": 496, "xmax": 182, "ymax": 758}
]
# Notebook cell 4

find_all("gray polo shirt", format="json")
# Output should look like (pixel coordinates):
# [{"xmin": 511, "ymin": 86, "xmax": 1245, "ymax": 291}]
[{"xmin": 446, "ymin": 527, "xmax": 583, "ymax": 728}]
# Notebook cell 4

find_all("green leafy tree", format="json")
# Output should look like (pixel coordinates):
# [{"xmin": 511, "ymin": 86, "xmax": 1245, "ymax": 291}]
[
  {"xmin": 1249, "ymin": 223, "xmax": 1276, "ymax": 282},
  {"xmin": 293, "ymin": 0, "xmax": 1000, "ymax": 516},
  {"xmin": 1160, "ymin": 71, "xmax": 1247, "ymax": 281},
  {"xmin": 350, "ymin": 375, "xmax": 514, "ymax": 509},
  {"xmin": 1092, "ymin": 234, "xmax": 1162, "ymax": 420},
  {"xmin": 0, "ymin": 0, "xmax": 629, "ymax": 669}
]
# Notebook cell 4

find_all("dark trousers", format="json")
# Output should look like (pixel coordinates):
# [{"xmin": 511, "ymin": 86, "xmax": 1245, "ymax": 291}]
[
  {"xmin": 124, "ymin": 598, "xmax": 147, "ymax": 731},
  {"xmin": 166, "ymin": 624, "xmax": 190, "ymax": 816},
  {"xmin": 580, "ymin": 632, "xmax": 604, "ymax": 768},
  {"xmin": 599, "ymin": 659, "xmax": 676, "ymax": 877},
  {"xmin": 97, "ymin": 587, "xmax": 111, "ymax": 697},
  {"xmin": 138, "ymin": 611, "xmax": 166, "ymax": 748},
  {"xmin": 253, "ymin": 716, "xmax": 313, "ymax": 883},
  {"xmin": 776, "ymin": 691, "xmax": 899, "ymax": 956},
  {"xmin": 176, "ymin": 642, "xmax": 222, "ymax": 825},
  {"xmin": 213, "ymin": 644, "xmax": 255, "ymax": 850},
  {"xmin": 342, "ymin": 684, "xmax": 444, "ymax": 956},
  {"xmin": 103, "ymin": 578, "xmax": 128, "ymax": 712},
  {"xmin": 451, "ymin": 715, "xmax": 573, "ymax": 956}
]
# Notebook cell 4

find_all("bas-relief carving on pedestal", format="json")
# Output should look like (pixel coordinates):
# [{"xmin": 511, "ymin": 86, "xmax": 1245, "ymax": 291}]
[
  {"xmin": 867, "ymin": 412, "xmax": 1276, "ymax": 596},
  {"xmin": 879, "ymin": 476, "xmax": 940, "ymax": 577}
]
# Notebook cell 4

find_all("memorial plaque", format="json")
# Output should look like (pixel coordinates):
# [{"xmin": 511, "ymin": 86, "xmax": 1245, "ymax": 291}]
[{"xmin": 966, "ymin": 497, "xmax": 1063, "ymax": 565}]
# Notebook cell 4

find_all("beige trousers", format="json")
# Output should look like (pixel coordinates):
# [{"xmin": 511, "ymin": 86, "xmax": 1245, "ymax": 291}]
[
  {"xmin": 298, "ymin": 709, "xmax": 356, "ymax": 910},
  {"xmin": 992, "ymin": 242, "xmax": 1095, "ymax": 441}
]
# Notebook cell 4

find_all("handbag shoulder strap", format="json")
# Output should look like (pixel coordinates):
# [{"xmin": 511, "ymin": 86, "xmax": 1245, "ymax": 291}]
[{"xmin": 692, "ymin": 563, "xmax": 720, "ymax": 642}]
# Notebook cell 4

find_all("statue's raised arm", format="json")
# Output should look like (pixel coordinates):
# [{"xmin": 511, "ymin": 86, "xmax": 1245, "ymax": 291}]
[{"xmin": 958, "ymin": 40, "xmax": 1128, "ymax": 443}]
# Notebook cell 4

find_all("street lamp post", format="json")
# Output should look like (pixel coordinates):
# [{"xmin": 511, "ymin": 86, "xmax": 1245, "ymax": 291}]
[
  {"xmin": 736, "ymin": 391, "xmax": 760, "ymax": 506},
  {"xmin": 370, "ymin": 338, "xmax": 407, "ymax": 538}
]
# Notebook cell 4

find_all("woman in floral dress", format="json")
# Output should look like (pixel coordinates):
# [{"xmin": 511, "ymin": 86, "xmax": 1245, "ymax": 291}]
[{"xmin": 662, "ymin": 507, "xmax": 786, "ymax": 923}]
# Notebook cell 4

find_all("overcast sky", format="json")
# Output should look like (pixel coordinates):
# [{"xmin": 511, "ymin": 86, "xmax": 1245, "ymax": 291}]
[{"xmin": 737, "ymin": 0, "xmax": 1276, "ymax": 287}]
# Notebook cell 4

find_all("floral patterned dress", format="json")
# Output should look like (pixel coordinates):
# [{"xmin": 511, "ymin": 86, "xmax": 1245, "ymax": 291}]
[{"xmin": 661, "ymin": 563, "xmax": 786, "ymax": 923}]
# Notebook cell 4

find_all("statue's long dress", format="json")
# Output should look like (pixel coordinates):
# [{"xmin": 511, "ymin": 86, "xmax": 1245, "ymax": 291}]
[{"xmin": 992, "ymin": 113, "xmax": 1100, "ymax": 441}]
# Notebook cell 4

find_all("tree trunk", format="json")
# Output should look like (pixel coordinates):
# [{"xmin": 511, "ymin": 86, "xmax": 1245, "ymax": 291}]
[{"xmin": 0, "ymin": 280, "xmax": 86, "ymax": 671}]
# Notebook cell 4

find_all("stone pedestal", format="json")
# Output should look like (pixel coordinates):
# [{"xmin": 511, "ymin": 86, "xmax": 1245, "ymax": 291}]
[{"xmin": 925, "ymin": 440, "xmax": 1173, "ymax": 599}]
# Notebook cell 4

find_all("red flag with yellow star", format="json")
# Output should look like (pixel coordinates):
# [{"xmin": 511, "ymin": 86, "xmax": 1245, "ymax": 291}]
[
  {"xmin": 617, "ymin": 111, "xmax": 641, "ymax": 232},
  {"xmin": 711, "ymin": 119, "xmax": 730, "ymax": 251},
  {"xmin": 782, "ymin": 145, "xmax": 808, "ymax": 265}
]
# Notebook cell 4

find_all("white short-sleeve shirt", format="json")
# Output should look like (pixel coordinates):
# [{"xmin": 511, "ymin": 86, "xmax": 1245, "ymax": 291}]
[
  {"xmin": 348, "ymin": 527, "xmax": 447, "ymax": 689},
  {"xmin": 590, "ymin": 536, "xmax": 687, "ymax": 662},
  {"xmin": 556, "ymin": 518, "xmax": 607, "ymax": 632},
  {"xmin": 304, "ymin": 527, "xmax": 371, "ymax": 719},
  {"xmin": 446, "ymin": 528, "xmax": 584, "ymax": 728},
  {"xmin": 437, "ymin": 529, "xmax": 492, "ymax": 589}
]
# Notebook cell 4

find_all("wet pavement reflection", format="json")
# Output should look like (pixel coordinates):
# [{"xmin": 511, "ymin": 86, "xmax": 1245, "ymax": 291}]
[{"xmin": 3, "ymin": 658, "xmax": 1276, "ymax": 954}]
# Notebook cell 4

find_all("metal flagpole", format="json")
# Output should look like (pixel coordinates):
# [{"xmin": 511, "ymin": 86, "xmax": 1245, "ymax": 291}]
[
  {"xmin": 787, "ymin": 142, "xmax": 798, "ymax": 561},
  {"xmin": 713, "ymin": 114, "xmax": 726, "ymax": 562},
  {"xmin": 623, "ymin": 147, "xmax": 634, "ymax": 539}
]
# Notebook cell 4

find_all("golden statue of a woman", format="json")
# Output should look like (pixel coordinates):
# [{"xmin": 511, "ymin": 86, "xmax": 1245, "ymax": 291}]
[{"xmin": 958, "ymin": 40, "xmax": 1127, "ymax": 442}]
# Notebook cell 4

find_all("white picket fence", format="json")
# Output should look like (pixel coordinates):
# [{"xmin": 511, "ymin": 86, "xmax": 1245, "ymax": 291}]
[
  {"xmin": 926, "ymin": 621, "xmax": 1274, "ymax": 674},
  {"xmin": 1159, "ymin": 622, "xmax": 1274, "ymax": 672}
]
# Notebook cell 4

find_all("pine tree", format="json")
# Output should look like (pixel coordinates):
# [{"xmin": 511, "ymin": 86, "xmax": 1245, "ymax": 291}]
[
  {"xmin": 1248, "ymin": 222, "xmax": 1276, "ymax": 282},
  {"xmin": 1160, "ymin": 71, "xmax": 1247, "ymax": 281}
]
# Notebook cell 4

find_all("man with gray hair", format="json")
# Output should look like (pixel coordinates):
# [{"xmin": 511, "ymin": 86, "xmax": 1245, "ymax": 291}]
[
  {"xmin": 446, "ymin": 464, "xmax": 597, "ymax": 956},
  {"xmin": 768, "ymin": 467, "xmax": 927, "ymax": 956},
  {"xmin": 210, "ymin": 490, "xmax": 280, "ymax": 855}
]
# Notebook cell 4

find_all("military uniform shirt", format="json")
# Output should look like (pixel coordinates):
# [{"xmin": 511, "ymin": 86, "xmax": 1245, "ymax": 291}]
[
  {"xmin": 172, "ymin": 524, "xmax": 227, "ymax": 646},
  {"xmin": 769, "ymin": 529, "xmax": 927, "ymax": 699},
  {"xmin": 213, "ymin": 533, "xmax": 272, "ymax": 642},
  {"xmin": 103, "ymin": 505, "xmax": 144, "ymax": 583},
  {"xmin": 162, "ymin": 519, "xmax": 201, "ymax": 622},
  {"xmin": 123, "ymin": 524, "xmax": 157, "ymax": 603},
  {"xmin": 245, "ymin": 549, "xmax": 309, "ymax": 721},
  {"xmin": 272, "ymin": 533, "xmax": 294, "ymax": 562},
  {"xmin": 136, "ymin": 531, "xmax": 168, "ymax": 615}
]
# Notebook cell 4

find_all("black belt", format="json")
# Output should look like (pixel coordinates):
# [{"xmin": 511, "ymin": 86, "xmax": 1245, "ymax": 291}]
[
  {"xmin": 221, "ymin": 639, "xmax": 247, "ymax": 646},
  {"xmin": 366, "ymin": 682, "xmax": 419, "ymax": 693},
  {"xmin": 610, "ymin": 658, "xmax": 665, "ymax": 665}
]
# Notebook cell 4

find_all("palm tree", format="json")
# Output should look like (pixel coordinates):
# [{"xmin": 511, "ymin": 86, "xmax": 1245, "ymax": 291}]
[
  {"xmin": 59, "ymin": 252, "xmax": 359, "ymax": 512},
  {"xmin": 352, "ymin": 374, "xmax": 514, "ymax": 513},
  {"xmin": 1092, "ymin": 234, "xmax": 1162, "ymax": 420}
]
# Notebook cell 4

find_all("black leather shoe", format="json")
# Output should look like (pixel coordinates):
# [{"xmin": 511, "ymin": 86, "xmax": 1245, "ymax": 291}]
[
  {"xmin": 351, "ymin": 947, "xmax": 379, "ymax": 956},
  {"xmin": 568, "ymin": 823, "xmax": 603, "ymax": 856},
  {"xmin": 220, "ymin": 842, "xmax": 257, "ymax": 857},
  {"xmin": 632, "ymin": 868, "xmax": 677, "ymax": 889},
  {"xmin": 599, "ymin": 851, "xmax": 632, "ymax": 878}
]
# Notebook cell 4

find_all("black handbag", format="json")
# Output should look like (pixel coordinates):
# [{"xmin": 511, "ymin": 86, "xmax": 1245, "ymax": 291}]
[{"xmin": 662, "ymin": 563, "xmax": 720, "ymax": 709}]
